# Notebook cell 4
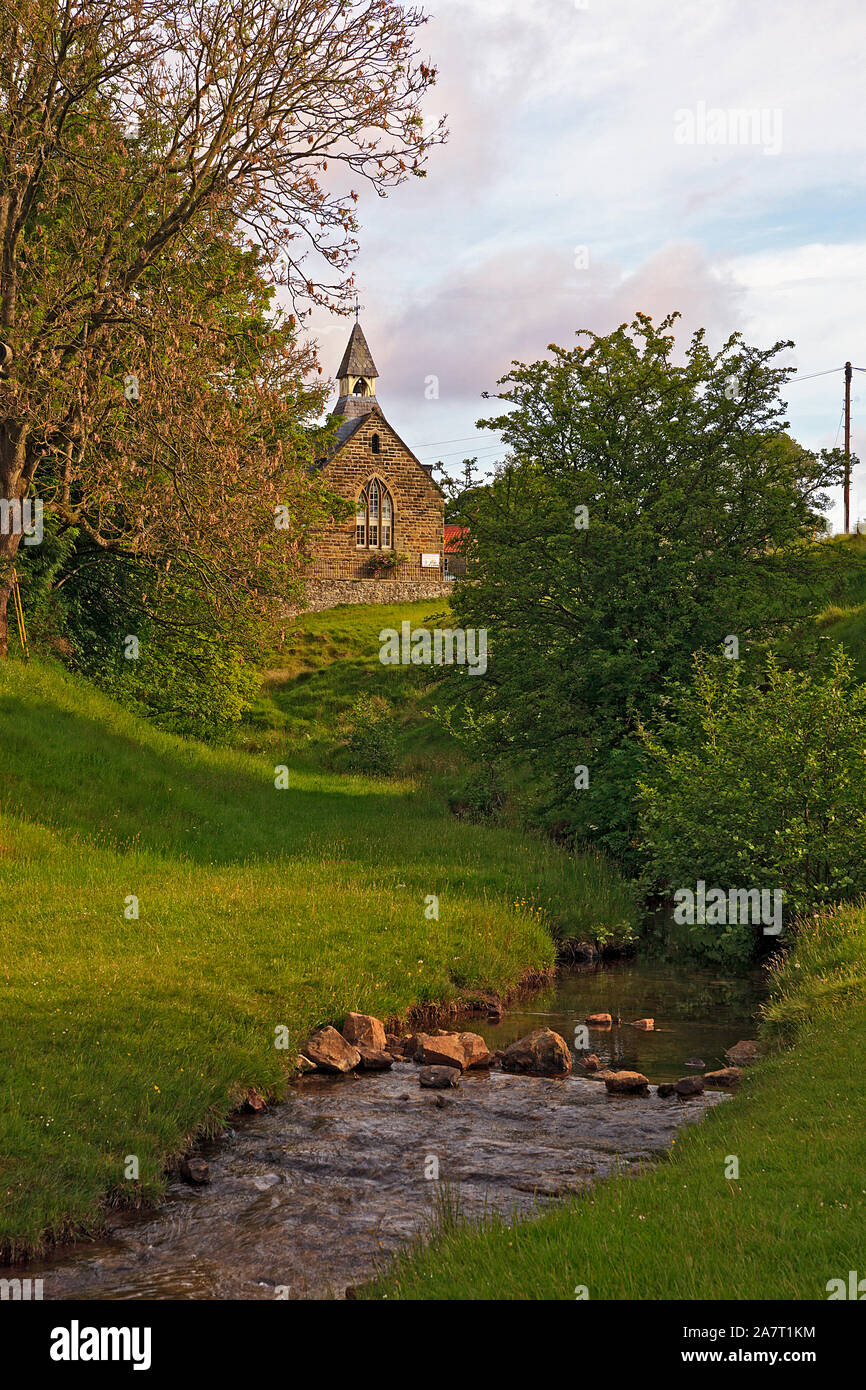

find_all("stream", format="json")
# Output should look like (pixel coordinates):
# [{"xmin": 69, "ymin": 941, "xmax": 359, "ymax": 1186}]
[{"xmin": 18, "ymin": 957, "xmax": 763, "ymax": 1300}]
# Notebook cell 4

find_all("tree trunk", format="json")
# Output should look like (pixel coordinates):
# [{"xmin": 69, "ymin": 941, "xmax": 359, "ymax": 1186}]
[
  {"xmin": 0, "ymin": 526, "xmax": 23, "ymax": 659},
  {"xmin": 0, "ymin": 433, "xmax": 28, "ymax": 659}
]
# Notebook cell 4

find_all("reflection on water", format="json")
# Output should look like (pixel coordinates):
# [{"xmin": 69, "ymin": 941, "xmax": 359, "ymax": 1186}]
[{"xmin": 479, "ymin": 958, "xmax": 764, "ymax": 1082}]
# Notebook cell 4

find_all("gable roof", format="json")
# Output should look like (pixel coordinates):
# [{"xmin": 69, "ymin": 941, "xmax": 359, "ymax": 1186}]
[
  {"xmin": 331, "ymin": 412, "xmax": 370, "ymax": 451},
  {"xmin": 336, "ymin": 322, "xmax": 378, "ymax": 380},
  {"xmin": 317, "ymin": 404, "xmax": 445, "ymax": 496}
]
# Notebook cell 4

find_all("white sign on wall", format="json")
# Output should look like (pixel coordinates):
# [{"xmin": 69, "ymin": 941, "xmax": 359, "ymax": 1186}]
[{"xmin": 421, "ymin": 553, "xmax": 441, "ymax": 568}]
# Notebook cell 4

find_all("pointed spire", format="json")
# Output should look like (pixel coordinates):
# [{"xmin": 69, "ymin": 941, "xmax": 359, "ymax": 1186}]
[{"xmin": 337, "ymin": 322, "xmax": 378, "ymax": 381}]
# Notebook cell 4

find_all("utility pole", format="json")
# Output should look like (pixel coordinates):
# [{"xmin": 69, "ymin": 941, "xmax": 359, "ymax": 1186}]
[{"xmin": 844, "ymin": 361, "xmax": 852, "ymax": 534}]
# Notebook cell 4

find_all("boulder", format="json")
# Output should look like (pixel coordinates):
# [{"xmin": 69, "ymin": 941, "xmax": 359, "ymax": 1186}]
[
  {"xmin": 631, "ymin": 1018, "xmax": 654, "ymax": 1030},
  {"xmin": 415, "ymin": 1033, "xmax": 467, "ymax": 1071},
  {"xmin": 501, "ymin": 1028, "xmax": 573, "ymax": 1077},
  {"xmin": 656, "ymin": 1082, "xmax": 676, "ymax": 1098},
  {"xmin": 304, "ymin": 1026, "xmax": 361, "ymax": 1074},
  {"xmin": 295, "ymin": 1055, "xmax": 316, "ymax": 1074},
  {"xmin": 356, "ymin": 1047, "xmax": 393, "ymax": 1071},
  {"xmin": 457, "ymin": 1032, "xmax": 495, "ymax": 1068},
  {"xmin": 419, "ymin": 1065, "xmax": 461, "ymax": 1090},
  {"xmin": 180, "ymin": 1156, "xmax": 210, "ymax": 1185},
  {"xmin": 674, "ymin": 1075, "xmax": 705, "ymax": 1097},
  {"xmin": 684, "ymin": 1057, "xmax": 705, "ymax": 1069},
  {"xmin": 401, "ymin": 1033, "xmax": 423, "ymax": 1060},
  {"xmin": 725, "ymin": 1040, "xmax": 762, "ymax": 1067},
  {"xmin": 242, "ymin": 1087, "xmax": 267, "ymax": 1113},
  {"xmin": 580, "ymin": 1053, "xmax": 601, "ymax": 1072},
  {"xmin": 704, "ymin": 1067, "xmax": 743, "ymax": 1089},
  {"xmin": 603, "ymin": 1070, "xmax": 650, "ymax": 1095},
  {"xmin": 586, "ymin": 1012, "xmax": 612, "ymax": 1027},
  {"xmin": 342, "ymin": 1012, "xmax": 387, "ymax": 1052}
]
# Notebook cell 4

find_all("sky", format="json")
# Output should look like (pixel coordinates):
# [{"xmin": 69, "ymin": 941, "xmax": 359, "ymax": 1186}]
[{"xmin": 303, "ymin": 0, "xmax": 866, "ymax": 529}]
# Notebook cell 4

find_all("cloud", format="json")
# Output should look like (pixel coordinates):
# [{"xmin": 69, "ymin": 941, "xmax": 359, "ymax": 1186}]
[
  {"xmin": 302, "ymin": 0, "xmax": 866, "ymax": 521},
  {"xmin": 366, "ymin": 240, "xmax": 745, "ymax": 409}
]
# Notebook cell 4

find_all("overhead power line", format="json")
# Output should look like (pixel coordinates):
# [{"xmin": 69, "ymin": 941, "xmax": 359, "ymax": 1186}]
[
  {"xmin": 415, "ymin": 432, "xmax": 494, "ymax": 449},
  {"xmin": 783, "ymin": 366, "xmax": 845, "ymax": 384},
  {"xmin": 420, "ymin": 442, "xmax": 505, "ymax": 463}
]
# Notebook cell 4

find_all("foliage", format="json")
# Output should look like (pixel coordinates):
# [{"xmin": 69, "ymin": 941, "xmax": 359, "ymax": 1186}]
[
  {"xmin": 447, "ymin": 764, "xmax": 506, "ymax": 822},
  {"xmin": 15, "ymin": 538, "xmax": 264, "ymax": 738},
  {"xmin": 367, "ymin": 550, "xmax": 401, "ymax": 575},
  {"xmin": 637, "ymin": 650, "xmax": 866, "ymax": 960},
  {"xmin": 0, "ymin": 0, "xmax": 445, "ymax": 650},
  {"xmin": 444, "ymin": 312, "xmax": 847, "ymax": 862},
  {"xmin": 344, "ymin": 691, "xmax": 399, "ymax": 775}
]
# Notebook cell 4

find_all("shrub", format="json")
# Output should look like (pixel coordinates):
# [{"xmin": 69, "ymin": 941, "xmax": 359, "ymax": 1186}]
[
  {"xmin": 345, "ymin": 693, "xmax": 399, "ymax": 775},
  {"xmin": 60, "ymin": 554, "xmax": 259, "ymax": 741},
  {"xmin": 447, "ymin": 765, "xmax": 505, "ymax": 822},
  {"xmin": 636, "ymin": 650, "xmax": 866, "ymax": 962}
]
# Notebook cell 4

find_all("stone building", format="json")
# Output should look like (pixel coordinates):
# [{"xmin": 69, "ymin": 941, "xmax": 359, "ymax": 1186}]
[{"xmin": 301, "ymin": 321, "xmax": 448, "ymax": 611}]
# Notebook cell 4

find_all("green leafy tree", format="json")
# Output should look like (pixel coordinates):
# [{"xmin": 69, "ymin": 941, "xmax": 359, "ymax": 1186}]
[
  {"xmin": 444, "ymin": 312, "xmax": 846, "ymax": 860},
  {"xmin": 637, "ymin": 650, "xmax": 866, "ymax": 961}
]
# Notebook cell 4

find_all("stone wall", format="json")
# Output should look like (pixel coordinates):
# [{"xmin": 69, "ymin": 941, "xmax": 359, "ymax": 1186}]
[
  {"xmin": 308, "ymin": 407, "xmax": 445, "ymax": 579},
  {"xmin": 286, "ymin": 577, "xmax": 453, "ymax": 616}
]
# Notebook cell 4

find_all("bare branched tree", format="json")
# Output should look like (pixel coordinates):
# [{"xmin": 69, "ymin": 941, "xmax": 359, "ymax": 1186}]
[{"xmin": 0, "ymin": 0, "xmax": 445, "ymax": 652}]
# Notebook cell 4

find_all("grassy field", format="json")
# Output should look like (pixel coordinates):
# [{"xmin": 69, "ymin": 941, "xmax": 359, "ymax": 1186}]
[
  {"xmin": 0, "ymin": 601, "xmax": 634, "ymax": 1261},
  {"xmin": 362, "ymin": 901, "xmax": 866, "ymax": 1300},
  {"xmin": 234, "ymin": 597, "xmax": 460, "ymax": 773}
]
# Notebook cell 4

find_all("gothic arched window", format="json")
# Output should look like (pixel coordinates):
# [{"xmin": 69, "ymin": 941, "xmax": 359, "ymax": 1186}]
[{"xmin": 355, "ymin": 479, "xmax": 393, "ymax": 550}]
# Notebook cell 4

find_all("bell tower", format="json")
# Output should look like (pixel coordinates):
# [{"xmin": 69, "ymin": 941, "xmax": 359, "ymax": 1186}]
[{"xmin": 335, "ymin": 320, "xmax": 379, "ymax": 421}]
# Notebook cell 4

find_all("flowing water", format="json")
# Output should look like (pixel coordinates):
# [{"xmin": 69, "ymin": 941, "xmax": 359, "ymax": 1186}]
[{"xmin": 17, "ymin": 957, "xmax": 763, "ymax": 1301}]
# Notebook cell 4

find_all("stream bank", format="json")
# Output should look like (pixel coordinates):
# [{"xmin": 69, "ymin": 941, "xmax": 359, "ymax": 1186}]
[{"xmin": 17, "ymin": 956, "xmax": 763, "ymax": 1300}]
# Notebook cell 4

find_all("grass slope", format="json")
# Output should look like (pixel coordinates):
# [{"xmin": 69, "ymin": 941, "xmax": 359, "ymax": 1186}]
[
  {"xmin": 774, "ymin": 533, "xmax": 866, "ymax": 680},
  {"xmin": 236, "ymin": 598, "xmax": 459, "ymax": 774},
  {"xmin": 0, "ymin": 607, "xmax": 631, "ymax": 1260}
]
